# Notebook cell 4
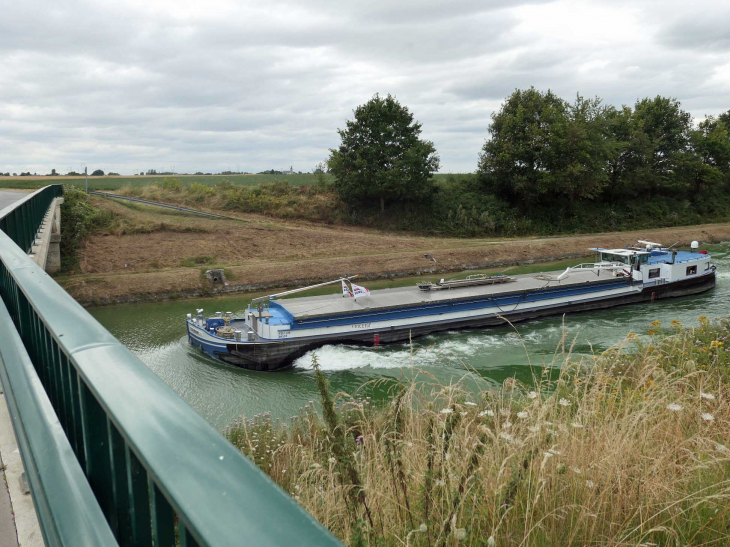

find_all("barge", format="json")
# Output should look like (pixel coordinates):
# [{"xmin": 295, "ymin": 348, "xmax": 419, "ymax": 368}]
[{"xmin": 186, "ymin": 241, "xmax": 716, "ymax": 371}]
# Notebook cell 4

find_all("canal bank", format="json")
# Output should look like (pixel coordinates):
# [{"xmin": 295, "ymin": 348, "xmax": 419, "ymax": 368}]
[
  {"xmin": 89, "ymin": 242, "xmax": 730, "ymax": 431},
  {"xmin": 61, "ymin": 221, "xmax": 730, "ymax": 306}
]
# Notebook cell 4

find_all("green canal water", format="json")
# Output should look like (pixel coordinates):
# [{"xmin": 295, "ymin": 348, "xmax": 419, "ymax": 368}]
[{"xmin": 89, "ymin": 243, "xmax": 730, "ymax": 431}]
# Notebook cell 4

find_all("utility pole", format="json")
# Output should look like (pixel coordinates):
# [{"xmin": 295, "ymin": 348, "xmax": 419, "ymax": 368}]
[{"xmin": 85, "ymin": 166, "xmax": 88, "ymax": 194}]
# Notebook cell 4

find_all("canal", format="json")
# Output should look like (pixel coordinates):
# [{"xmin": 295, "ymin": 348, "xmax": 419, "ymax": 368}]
[{"xmin": 90, "ymin": 242, "xmax": 730, "ymax": 431}]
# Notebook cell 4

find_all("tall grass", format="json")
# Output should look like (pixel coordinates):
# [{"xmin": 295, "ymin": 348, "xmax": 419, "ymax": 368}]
[{"xmin": 227, "ymin": 319, "xmax": 730, "ymax": 546}]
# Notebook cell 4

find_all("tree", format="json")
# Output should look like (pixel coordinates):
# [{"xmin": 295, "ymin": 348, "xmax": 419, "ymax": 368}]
[
  {"xmin": 91, "ymin": 169, "xmax": 104, "ymax": 176},
  {"xmin": 629, "ymin": 96, "xmax": 693, "ymax": 198},
  {"xmin": 477, "ymin": 88, "xmax": 606, "ymax": 205},
  {"xmin": 684, "ymin": 116, "xmax": 730, "ymax": 194},
  {"xmin": 328, "ymin": 94, "xmax": 439, "ymax": 212}
]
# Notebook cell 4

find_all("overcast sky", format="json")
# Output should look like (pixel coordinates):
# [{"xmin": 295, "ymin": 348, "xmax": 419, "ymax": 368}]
[{"xmin": 1, "ymin": 0, "xmax": 729, "ymax": 175}]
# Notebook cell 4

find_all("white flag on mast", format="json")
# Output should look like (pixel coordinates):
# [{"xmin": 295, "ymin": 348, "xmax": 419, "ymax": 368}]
[
  {"xmin": 342, "ymin": 280, "xmax": 353, "ymax": 297},
  {"xmin": 351, "ymin": 282, "xmax": 370, "ymax": 299}
]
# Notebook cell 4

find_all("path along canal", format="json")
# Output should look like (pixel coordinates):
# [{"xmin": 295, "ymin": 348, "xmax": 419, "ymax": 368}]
[{"xmin": 90, "ymin": 242, "xmax": 730, "ymax": 431}]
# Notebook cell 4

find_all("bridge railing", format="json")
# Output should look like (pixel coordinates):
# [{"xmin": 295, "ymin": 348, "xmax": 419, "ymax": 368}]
[
  {"xmin": 0, "ymin": 186, "xmax": 341, "ymax": 547},
  {"xmin": 0, "ymin": 185, "xmax": 62, "ymax": 253}
]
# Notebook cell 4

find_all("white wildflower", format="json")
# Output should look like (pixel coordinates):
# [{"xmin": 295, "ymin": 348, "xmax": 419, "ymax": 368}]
[
  {"xmin": 487, "ymin": 536, "xmax": 495, "ymax": 547},
  {"xmin": 547, "ymin": 429, "xmax": 559, "ymax": 435},
  {"xmin": 544, "ymin": 420, "xmax": 553, "ymax": 426},
  {"xmin": 435, "ymin": 479, "xmax": 445, "ymax": 487},
  {"xmin": 517, "ymin": 411, "xmax": 529, "ymax": 419},
  {"xmin": 571, "ymin": 422, "xmax": 584, "ymax": 429},
  {"xmin": 701, "ymin": 413, "xmax": 715, "ymax": 422},
  {"xmin": 559, "ymin": 398, "xmax": 571, "ymax": 407},
  {"xmin": 329, "ymin": 457, "xmax": 336, "ymax": 464},
  {"xmin": 454, "ymin": 528, "xmax": 467, "ymax": 541},
  {"xmin": 419, "ymin": 524, "xmax": 428, "ymax": 533},
  {"xmin": 445, "ymin": 452, "xmax": 451, "ymax": 461},
  {"xmin": 464, "ymin": 401, "xmax": 477, "ymax": 407},
  {"xmin": 460, "ymin": 411, "xmax": 467, "ymax": 416},
  {"xmin": 527, "ymin": 391, "xmax": 538, "ymax": 399},
  {"xmin": 586, "ymin": 480, "xmax": 595, "ymax": 489},
  {"xmin": 667, "ymin": 403, "xmax": 683, "ymax": 412},
  {"xmin": 502, "ymin": 421, "xmax": 512, "ymax": 429},
  {"xmin": 499, "ymin": 432, "xmax": 514, "ymax": 442},
  {"xmin": 440, "ymin": 408, "xmax": 454, "ymax": 415},
  {"xmin": 715, "ymin": 443, "xmax": 728, "ymax": 453},
  {"xmin": 570, "ymin": 466, "xmax": 582, "ymax": 474},
  {"xmin": 700, "ymin": 392, "xmax": 716, "ymax": 401},
  {"xmin": 478, "ymin": 410, "xmax": 495, "ymax": 418},
  {"xmin": 500, "ymin": 408, "xmax": 511, "ymax": 416},
  {"xmin": 527, "ymin": 426, "xmax": 540, "ymax": 432}
]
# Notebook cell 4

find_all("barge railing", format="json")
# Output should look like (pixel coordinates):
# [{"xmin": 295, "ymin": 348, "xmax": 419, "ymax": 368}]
[{"xmin": 0, "ymin": 185, "xmax": 341, "ymax": 547}]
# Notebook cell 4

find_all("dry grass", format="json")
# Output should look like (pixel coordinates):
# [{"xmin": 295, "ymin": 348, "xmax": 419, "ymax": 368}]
[{"xmin": 227, "ymin": 318, "xmax": 730, "ymax": 546}]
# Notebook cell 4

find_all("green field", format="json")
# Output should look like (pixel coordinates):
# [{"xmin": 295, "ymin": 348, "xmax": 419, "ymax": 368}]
[{"xmin": 0, "ymin": 173, "xmax": 470, "ymax": 191}]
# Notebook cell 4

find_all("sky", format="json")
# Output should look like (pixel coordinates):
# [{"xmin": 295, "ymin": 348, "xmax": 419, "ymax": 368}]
[{"xmin": 1, "ymin": 0, "xmax": 729, "ymax": 175}]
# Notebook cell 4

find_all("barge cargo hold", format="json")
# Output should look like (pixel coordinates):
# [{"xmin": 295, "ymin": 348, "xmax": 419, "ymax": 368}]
[{"xmin": 186, "ymin": 242, "xmax": 717, "ymax": 371}]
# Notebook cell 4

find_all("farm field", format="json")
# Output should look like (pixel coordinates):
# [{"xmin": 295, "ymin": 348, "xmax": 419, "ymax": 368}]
[{"xmin": 0, "ymin": 173, "xmax": 471, "ymax": 191}]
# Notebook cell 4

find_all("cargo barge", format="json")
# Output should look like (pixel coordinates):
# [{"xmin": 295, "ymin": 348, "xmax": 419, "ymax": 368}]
[{"xmin": 186, "ymin": 241, "xmax": 716, "ymax": 371}]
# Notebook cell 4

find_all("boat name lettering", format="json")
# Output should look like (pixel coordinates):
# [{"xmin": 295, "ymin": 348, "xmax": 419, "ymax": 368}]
[
  {"xmin": 278, "ymin": 331, "xmax": 290, "ymax": 339},
  {"xmin": 352, "ymin": 323, "xmax": 371, "ymax": 329}
]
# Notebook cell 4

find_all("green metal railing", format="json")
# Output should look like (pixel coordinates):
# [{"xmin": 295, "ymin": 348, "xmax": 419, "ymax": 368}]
[
  {"xmin": 0, "ymin": 185, "xmax": 62, "ymax": 253},
  {"xmin": 0, "ymin": 186, "xmax": 341, "ymax": 547}
]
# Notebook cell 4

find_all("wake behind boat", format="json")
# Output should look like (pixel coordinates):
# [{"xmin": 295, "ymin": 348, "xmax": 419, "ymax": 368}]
[{"xmin": 186, "ymin": 241, "xmax": 716, "ymax": 371}]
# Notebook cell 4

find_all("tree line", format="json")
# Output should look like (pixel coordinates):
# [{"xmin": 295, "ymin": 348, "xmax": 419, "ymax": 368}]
[{"xmin": 329, "ymin": 90, "xmax": 730, "ymax": 224}]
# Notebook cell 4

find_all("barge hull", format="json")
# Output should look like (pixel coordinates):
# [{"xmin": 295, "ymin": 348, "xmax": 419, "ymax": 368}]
[{"xmin": 206, "ymin": 271, "xmax": 715, "ymax": 371}]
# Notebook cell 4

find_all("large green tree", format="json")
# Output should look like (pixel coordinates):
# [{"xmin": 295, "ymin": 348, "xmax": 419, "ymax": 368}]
[
  {"xmin": 477, "ymin": 88, "xmax": 611, "ymax": 206},
  {"xmin": 328, "ymin": 94, "xmax": 439, "ymax": 212}
]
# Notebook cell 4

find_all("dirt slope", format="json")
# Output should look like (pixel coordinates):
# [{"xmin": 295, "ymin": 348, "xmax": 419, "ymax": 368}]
[{"xmin": 57, "ymin": 197, "xmax": 730, "ymax": 305}]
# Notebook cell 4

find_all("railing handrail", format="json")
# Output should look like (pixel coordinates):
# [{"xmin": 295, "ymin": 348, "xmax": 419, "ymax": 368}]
[
  {"xmin": 0, "ymin": 186, "xmax": 341, "ymax": 547},
  {"xmin": 0, "ymin": 298, "xmax": 117, "ymax": 547}
]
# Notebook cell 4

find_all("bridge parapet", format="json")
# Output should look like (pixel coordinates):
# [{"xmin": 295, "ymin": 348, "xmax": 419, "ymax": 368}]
[{"xmin": 0, "ymin": 186, "xmax": 341, "ymax": 547}]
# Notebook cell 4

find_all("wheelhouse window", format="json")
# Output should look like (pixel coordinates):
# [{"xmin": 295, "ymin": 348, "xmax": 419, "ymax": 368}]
[
  {"xmin": 648, "ymin": 268, "xmax": 660, "ymax": 279},
  {"xmin": 686, "ymin": 265, "xmax": 697, "ymax": 276},
  {"xmin": 705, "ymin": 262, "xmax": 710, "ymax": 271}
]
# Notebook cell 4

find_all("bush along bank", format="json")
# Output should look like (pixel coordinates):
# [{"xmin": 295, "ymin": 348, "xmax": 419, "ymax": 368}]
[{"xmin": 226, "ymin": 318, "xmax": 730, "ymax": 546}]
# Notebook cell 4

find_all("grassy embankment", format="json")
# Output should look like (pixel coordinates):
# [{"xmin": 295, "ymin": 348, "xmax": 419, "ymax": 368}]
[
  {"xmin": 111, "ymin": 176, "xmax": 730, "ymax": 238},
  {"xmin": 227, "ymin": 319, "xmax": 730, "ymax": 546}
]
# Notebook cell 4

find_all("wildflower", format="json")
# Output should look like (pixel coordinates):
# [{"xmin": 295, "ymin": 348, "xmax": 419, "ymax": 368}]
[
  {"xmin": 547, "ymin": 429, "xmax": 559, "ymax": 436},
  {"xmin": 487, "ymin": 537, "xmax": 495, "ymax": 547},
  {"xmin": 710, "ymin": 340, "xmax": 724, "ymax": 348},
  {"xmin": 329, "ymin": 457, "xmax": 336, "ymax": 464},
  {"xmin": 527, "ymin": 426, "xmax": 540, "ymax": 433},
  {"xmin": 527, "ymin": 391, "xmax": 538, "ymax": 399},
  {"xmin": 715, "ymin": 443, "xmax": 728, "ymax": 453},
  {"xmin": 586, "ymin": 480, "xmax": 595, "ymax": 489},
  {"xmin": 570, "ymin": 466, "xmax": 582, "ymax": 474},
  {"xmin": 419, "ymin": 524, "xmax": 428, "ymax": 533},
  {"xmin": 701, "ymin": 413, "xmax": 715, "ymax": 422},
  {"xmin": 571, "ymin": 422, "xmax": 584, "ymax": 429},
  {"xmin": 500, "ymin": 408, "xmax": 511, "ymax": 416},
  {"xmin": 454, "ymin": 528, "xmax": 467, "ymax": 541},
  {"xmin": 559, "ymin": 398, "xmax": 571, "ymax": 407},
  {"xmin": 499, "ymin": 432, "xmax": 514, "ymax": 442},
  {"xmin": 517, "ymin": 411, "xmax": 529, "ymax": 419},
  {"xmin": 435, "ymin": 479, "xmax": 445, "ymax": 487},
  {"xmin": 700, "ymin": 392, "xmax": 716, "ymax": 401},
  {"xmin": 502, "ymin": 422, "xmax": 512, "ymax": 429},
  {"xmin": 544, "ymin": 420, "xmax": 553, "ymax": 426},
  {"xmin": 478, "ymin": 410, "xmax": 495, "ymax": 418},
  {"xmin": 667, "ymin": 403, "xmax": 683, "ymax": 412},
  {"xmin": 440, "ymin": 408, "xmax": 454, "ymax": 415},
  {"xmin": 464, "ymin": 401, "xmax": 477, "ymax": 407},
  {"xmin": 460, "ymin": 411, "xmax": 467, "ymax": 416}
]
